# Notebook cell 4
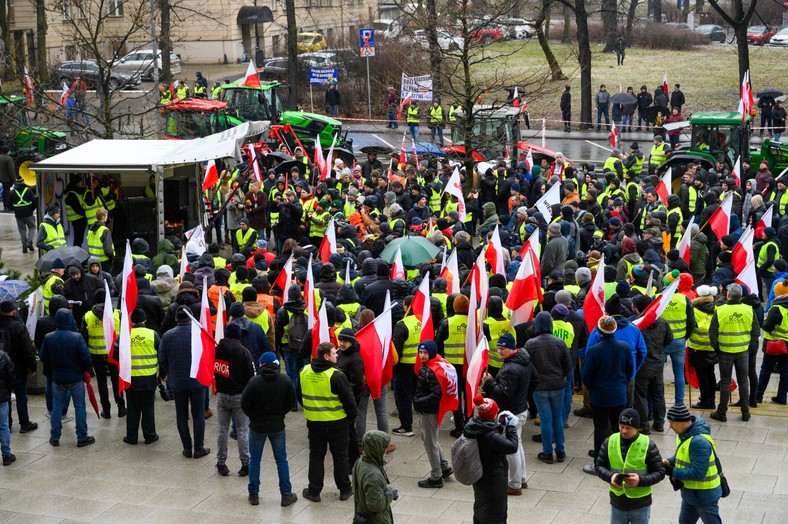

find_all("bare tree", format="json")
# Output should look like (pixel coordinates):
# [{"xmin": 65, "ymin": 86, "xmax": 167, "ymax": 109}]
[
  {"xmin": 535, "ymin": 0, "xmax": 565, "ymax": 80},
  {"xmin": 601, "ymin": 0, "xmax": 618, "ymax": 51},
  {"xmin": 285, "ymin": 0, "xmax": 298, "ymax": 109},
  {"xmin": 707, "ymin": 0, "xmax": 758, "ymax": 83},
  {"xmin": 625, "ymin": 0, "xmax": 639, "ymax": 44}
]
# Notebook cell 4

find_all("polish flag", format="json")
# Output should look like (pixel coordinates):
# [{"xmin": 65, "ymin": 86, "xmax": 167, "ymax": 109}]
[
  {"xmin": 506, "ymin": 248, "xmax": 542, "ymax": 326},
  {"xmin": 439, "ymin": 249, "xmax": 461, "ymax": 294},
  {"xmin": 313, "ymin": 138, "xmax": 325, "ymax": 180},
  {"xmin": 677, "ymin": 216, "xmax": 695, "ymax": 266},
  {"xmin": 465, "ymin": 268, "xmax": 480, "ymax": 370},
  {"xmin": 737, "ymin": 70, "xmax": 754, "ymax": 119},
  {"xmin": 185, "ymin": 276, "xmax": 216, "ymax": 387},
  {"xmin": 243, "ymin": 60, "xmax": 261, "ymax": 88},
  {"xmin": 412, "ymin": 275, "xmax": 434, "ymax": 375},
  {"xmin": 23, "ymin": 67, "xmax": 34, "ymax": 105},
  {"xmin": 731, "ymin": 155, "xmax": 741, "ymax": 186},
  {"xmin": 178, "ymin": 245, "xmax": 187, "ymax": 283},
  {"xmin": 633, "ymin": 278, "xmax": 679, "ymax": 330},
  {"xmin": 439, "ymin": 248, "xmax": 447, "ymax": 273},
  {"xmin": 735, "ymin": 259, "xmax": 759, "ymax": 298},
  {"xmin": 60, "ymin": 81, "xmax": 70, "ymax": 107},
  {"xmin": 214, "ymin": 286, "xmax": 226, "ymax": 343},
  {"xmin": 397, "ymin": 95, "xmax": 412, "ymax": 121},
  {"xmin": 201, "ymin": 159, "xmax": 219, "ymax": 191},
  {"xmin": 357, "ymin": 305, "xmax": 395, "ymax": 400},
  {"xmin": 503, "ymin": 145, "xmax": 510, "ymax": 163},
  {"xmin": 755, "ymin": 203, "xmax": 774, "ymax": 240},
  {"xmin": 609, "ymin": 121, "xmax": 618, "ymax": 149},
  {"xmin": 273, "ymin": 255, "xmax": 294, "ymax": 296},
  {"xmin": 320, "ymin": 133, "xmax": 338, "ymax": 181},
  {"xmin": 443, "ymin": 167, "xmax": 467, "ymax": 221},
  {"xmin": 116, "ymin": 241, "xmax": 138, "ymax": 392},
  {"xmin": 311, "ymin": 299, "xmax": 331, "ymax": 358},
  {"xmin": 381, "ymin": 292, "xmax": 395, "ymax": 388},
  {"xmin": 399, "ymin": 133, "xmax": 407, "ymax": 168},
  {"xmin": 102, "ymin": 280, "xmax": 117, "ymax": 364},
  {"xmin": 731, "ymin": 226, "xmax": 755, "ymax": 273},
  {"xmin": 305, "ymin": 254, "xmax": 317, "ymax": 335},
  {"xmin": 525, "ymin": 149, "xmax": 534, "ymax": 172},
  {"xmin": 583, "ymin": 254, "xmax": 606, "ymax": 333},
  {"xmin": 411, "ymin": 138, "xmax": 419, "ymax": 166},
  {"xmin": 465, "ymin": 337, "xmax": 489, "ymax": 417},
  {"xmin": 484, "ymin": 225, "xmax": 506, "ymax": 276},
  {"xmin": 518, "ymin": 226, "xmax": 542, "ymax": 260},
  {"xmin": 707, "ymin": 192, "xmax": 733, "ymax": 238},
  {"xmin": 654, "ymin": 167, "xmax": 672, "ymax": 207},
  {"xmin": 390, "ymin": 246, "xmax": 406, "ymax": 280},
  {"xmin": 247, "ymin": 145, "xmax": 262, "ymax": 182},
  {"xmin": 426, "ymin": 355, "xmax": 459, "ymax": 425},
  {"xmin": 318, "ymin": 217, "xmax": 337, "ymax": 263},
  {"xmin": 475, "ymin": 250, "xmax": 490, "ymax": 322},
  {"xmin": 662, "ymin": 72, "xmax": 669, "ymax": 99},
  {"xmin": 534, "ymin": 180, "xmax": 561, "ymax": 219}
]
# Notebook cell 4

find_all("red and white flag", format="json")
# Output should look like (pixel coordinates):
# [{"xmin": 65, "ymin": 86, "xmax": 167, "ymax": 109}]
[
  {"xmin": 102, "ymin": 280, "xmax": 117, "ymax": 364},
  {"xmin": 178, "ymin": 245, "xmax": 187, "ymax": 283},
  {"xmin": 412, "ymin": 275, "xmax": 434, "ymax": 343},
  {"xmin": 506, "ymin": 247, "xmax": 542, "ymax": 326},
  {"xmin": 247, "ymin": 145, "xmax": 262, "ymax": 182},
  {"xmin": 654, "ymin": 167, "xmax": 672, "ymax": 207},
  {"xmin": 465, "ymin": 337, "xmax": 489, "ymax": 417},
  {"xmin": 707, "ymin": 192, "xmax": 733, "ymax": 238},
  {"xmin": 411, "ymin": 138, "xmax": 419, "ymax": 166},
  {"xmin": 320, "ymin": 133, "xmax": 338, "ymax": 181},
  {"xmin": 313, "ymin": 137, "xmax": 325, "ymax": 179},
  {"xmin": 318, "ymin": 217, "xmax": 337, "ymax": 263},
  {"xmin": 518, "ymin": 226, "xmax": 542, "ymax": 260},
  {"xmin": 534, "ymin": 181, "xmax": 561, "ymax": 219},
  {"xmin": 439, "ymin": 249, "xmax": 461, "ymax": 294},
  {"xmin": 311, "ymin": 299, "xmax": 331, "ymax": 358},
  {"xmin": 187, "ymin": 276, "xmax": 216, "ymax": 387},
  {"xmin": 426, "ymin": 356, "xmax": 459, "ymax": 425},
  {"xmin": 398, "ymin": 133, "xmax": 407, "ymax": 168},
  {"xmin": 735, "ymin": 258, "xmax": 759, "ymax": 298},
  {"xmin": 116, "ymin": 241, "xmax": 138, "ymax": 391},
  {"xmin": 737, "ymin": 70, "xmax": 754, "ymax": 119},
  {"xmin": 23, "ymin": 67, "xmax": 34, "ymax": 105},
  {"xmin": 524, "ymin": 149, "xmax": 534, "ymax": 172},
  {"xmin": 344, "ymin": 259, "xmax": 352, "ymax": 285},
  {"xmin": 475, "ymin": 249, "xmax": 490, "ymax": 322},
  {"xmin": 465, "ymin": 269, "xmax": 480, "ymax": 370},
  {"xmin": 633, "ymin": 278, "xmax": 680, "ymax": 330},
  {"xmin": 755, "ymin": 203, "xmax": 774, "ymax": 239},
  {"xmin": 390, "ymin": 246, "xmax": 406, "ymax": 280},
  {"xmin": 484, "ymin": 225, "xmax": 506, "ymax": 276},
  {"xmin": 243, "ymin": 60, "xmax": 261, "ymax": 88},
  {"xmin": 731, "ymin": 225, "xmax": 755, "ymax": 273},
  {"xmin": 273, "ymin": 255, "xmax": 294, "ymax": 296},
  {"xmin": 357, "ymin": 305, "xmax": 395, "ymax": 400},
  {"xmin": 583, "ymin": 254, "xmax": 606, "ymax": 333},
  {"xmin": 397, "ymin": 95, "xmax": 412, "ymax": 121},
  {"xmin": 731, "ymin": 155, "xmax": 741, "ymax": 186},
  {"xmin": 201, "ymin": 159, "xmax": 219, "ymax": 191},
  {"xmin": 677, "ymin": 216, "xmax": 695, "ymax": 266},
  {"xmin": 609, "ymin": 121, "xmax": 618, "ymax": 149},
  {"xmin": 214, "ymin": 286, "xmax": 226, "ymax": 343},
  {"xmin": 662, "ymin": 72, "xmax": 669, "ymax": 99},
  {"xmin": 305, "ymin": 254, "xmax": 317, "ymax": 334},
  {"xmin": 60, "ymin": 81, "xmax": 70, "ymax": 107},
  {"xmin": 443, "ymin": 167, "xmax": 467, "ymax": 221}
]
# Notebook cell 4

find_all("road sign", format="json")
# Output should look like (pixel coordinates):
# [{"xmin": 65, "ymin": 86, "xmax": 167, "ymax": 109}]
[
  {"xmin": 309, "ymin": 68, "xmax": 338, "ymax": 85},
  {"xmin": 359, "ymin": 28, "xmax": 375, "ymax": 57}
]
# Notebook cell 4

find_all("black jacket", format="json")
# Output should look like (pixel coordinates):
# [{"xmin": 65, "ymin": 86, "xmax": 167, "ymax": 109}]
[
  {"xmin": 161, "ymin": 289, "xmax": 215, "ymax": 333},
  {"xmin": 413, "ymin": 361, "xmax": 441, "ymax": 414},
  {"xmin": 62, "ymin": 266, "xmax": 101, "ymax": 324},
  {"xmin": 595, "ymin": 433, "xmax": 666, "ymax": 511},
  {"xmin": 638, "ymin": 317, "xmax": 673, "ymax": 373},
  {"xmin": 215, "ymin": 337, "xmax": 255, "ymax": 395},
  {"xmin": 0, "ymin": 349, "xmax": 15, "ymax": 403},
  {"xmin": 0, "ymin": 314, "xmax": 37, "ymax": 376},
  {"xmin": 296, "ymin": 358, "xmax": 357, "ymax": 427},
  {"xmin": 337, "ymin": 341, "xmax": 365, "ymax": 404},
  {"xmin": 242, "ymin": 362, "xmax": 295, "ymax": 433},
  {"xmin": 525, "ymin": 333, "xmax": 571, "ymax": 391},
  {"xmin": 482, "ymin": 349, "xmax": 535, "ymax": 415}
]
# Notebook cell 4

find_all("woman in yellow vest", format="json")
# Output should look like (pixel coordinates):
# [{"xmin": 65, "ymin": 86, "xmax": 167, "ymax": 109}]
[{"xmin": 688, "ymin": 286, "xmax": 719, "ymax": 410}]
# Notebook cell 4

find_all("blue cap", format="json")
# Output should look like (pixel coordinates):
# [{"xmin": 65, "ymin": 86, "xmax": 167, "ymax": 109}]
[
  {"xmin": 497, "ymin": 333, "xmax": 516, "ymax": 350},
  {"xmin": 259, "ymin": 352, "xmax": 279, "ymax": 366},
  {"xmin": 417, "ymin": 340, "xmax": 438, "ymax": 359}
]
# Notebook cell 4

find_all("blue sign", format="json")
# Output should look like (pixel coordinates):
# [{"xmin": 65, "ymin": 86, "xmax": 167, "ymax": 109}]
[
  {"xmin": 309, "ymin": 68, "xmax": 338, "ymax": 85},
  {"xmin": 359, "ymin": 28, "xmax": 375, "ymax": 57}
]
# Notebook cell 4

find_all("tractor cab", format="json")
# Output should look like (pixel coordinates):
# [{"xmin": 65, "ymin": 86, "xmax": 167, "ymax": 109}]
[
  {"xmin": 445, "ymin": 105, "xmax": 519, "ymax": 161},
  {"xmin": 221, "ymin": 81, "xmax": 283, "ymax": 124},
  {"xmin": 162, "ymin": 99, "xmax": 232, "ymax": 139},
  {"xmin": 687, "ymin": 112, "xmax": 749, "ymax": 168}
]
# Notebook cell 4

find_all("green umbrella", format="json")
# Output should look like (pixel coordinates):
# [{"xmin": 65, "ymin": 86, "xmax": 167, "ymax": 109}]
[{"xmin": 380, "ymin": 236, "xmax": 442, "ymax": 267}]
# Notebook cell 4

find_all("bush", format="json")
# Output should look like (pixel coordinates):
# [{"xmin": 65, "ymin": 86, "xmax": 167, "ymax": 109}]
[{"xmin": 630, "ymin": 22, "xmax": 708, "ymax": 50}]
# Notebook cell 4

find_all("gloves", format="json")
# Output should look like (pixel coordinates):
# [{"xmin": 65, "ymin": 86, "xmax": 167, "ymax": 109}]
[
  {"xmin": 387, "ymin": 487, "xmax": 399, "ymax": 500},
  {"xmin": 506, "ymin": 416, "xmax": 517, "ymax": 428}
]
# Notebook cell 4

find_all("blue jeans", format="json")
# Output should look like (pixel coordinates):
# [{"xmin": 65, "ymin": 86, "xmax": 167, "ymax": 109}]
[
  {"xmin": 45, "ymin": 375, "xmax": 71, "ymax": 416},
  {"xmin": 0, "ymin": 401, "xmax": 10, "ymax": 458},
  {"xmin": 409, "ymin": 124, "xmax": 420, "ymax": 142},
  {"xmin": 756, "ymin": 353, "xmax": 788, "ymax": 402},
  {"xmin": 611, "ymin": 506, "xmax": 651, "ymax": 524},
  {"xmin": 663, "ymin": 338, "xmax": 686, "ymax": 405},
  {"xmin": 51, "ymin": 382, "xmax": 88, "ymax": 441},
  {"xmin": 387, "ymin": 111, "xmax": 398, "ymax": 128},
  {"xmin": 597, "ymin": 105, "xmax": 610, "ymax": 128},
  {"xmin": 622, "ymin": 113, "xmax": 633, "ymax": 131},
  {"xmin": 533, "ymin": 389, "xmax": 565, "ymax": 455},
  {"xmin": 431, "ymin": 125, "xmax": 443, "ymax": 145},
  {"xmin": 679, "ymin": 497, "xmax": 721, "ymax": 524},
  {"xmin": 283, "ymin": 351, "xmax": 302, "ymax": 407},
  {"xmin": 248, "ymin": 429, "xmax": 292, "ymax": 495},
  {"xmin": 563, "ymin": 364, "xmax": 576, "ymax": 422}
]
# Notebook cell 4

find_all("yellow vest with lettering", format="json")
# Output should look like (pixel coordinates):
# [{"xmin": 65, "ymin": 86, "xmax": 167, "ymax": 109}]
[
  {"xmin": 300, "ymin": 365, "xmax": 347, "ymax": 422},
  {"xmin": 714, "ymin": 303, "xmax": 752, "ymax": 353},
  {"xmin": 484, "ymin": 317, "xmax": 515, "ymax": 369},
  {"xmin": 130, "ymin": 326, "xmax": 158, "ymax": 377},
  {"xmin": 444, "ymin": 314, "xmax": 468, "ymax": 364},
  {"xmin": 84, "ymin": 309, "xmax": 120, "ymax": 355}
]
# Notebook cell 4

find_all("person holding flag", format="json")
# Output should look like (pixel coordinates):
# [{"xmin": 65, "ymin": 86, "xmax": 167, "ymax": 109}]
[
  {"xmin": 82, "ymin": 288, "xmax": 123, "ymax": 420},
  {"xmin": 391, "ymin": 295, "xmax": 424, "ymax": 437},
  {"xmin": 687, "ymin": 285, "xmax": 720, "ymax": 410},
  {"xmin": 756, "ymin": 227, "xmax": 780, "ymax": 299},
  {"xmin": 436, "ymin": 294, "xmax": 471, "ymax": 438},
  {"xmin": 413, "ymin": 340, "xmax": 455, "ymax": 488},
  {"xmin": 120, "ymin": 308, "xmax": 160, "ymax": 446},
  {"xmin": 481, "ymin": 332, "xmax": 536, "ymax": 495}
]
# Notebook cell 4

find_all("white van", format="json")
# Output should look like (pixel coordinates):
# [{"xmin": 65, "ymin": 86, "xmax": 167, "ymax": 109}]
[{"xmin": 372, "ymin": 19, "xmax": 402, "ymax": 39}]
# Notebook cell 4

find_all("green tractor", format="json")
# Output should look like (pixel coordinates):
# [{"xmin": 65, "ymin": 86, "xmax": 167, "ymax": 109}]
[
  {"xmin": 660, "ymin": 111, "xmax": 788, "ymax": 191},
  {"xmin": 220, "ymin": 80, "xmax": 352, "ymax": 153},
  {"xmin": 0, "ymin": 95, "xmax": 68, "ymax": 186}
]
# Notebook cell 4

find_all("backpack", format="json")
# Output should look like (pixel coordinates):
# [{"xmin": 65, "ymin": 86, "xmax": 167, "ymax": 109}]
[
  {"xmin": 451, "ymin": 434, "xmax": 483, "ymax": 485},
  {"xmin": 287, "ymin": 310, "xmax": 309, "ymax": 352}
]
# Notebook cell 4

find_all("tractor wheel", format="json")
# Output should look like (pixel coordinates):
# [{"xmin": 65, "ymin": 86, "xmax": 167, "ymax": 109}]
[{"xmin": 15, "ymin": 151, "xmax": 45, "ymax": 187}]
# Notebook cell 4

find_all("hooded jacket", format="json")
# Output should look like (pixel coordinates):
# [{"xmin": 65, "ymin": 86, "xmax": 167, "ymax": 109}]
[
  {"xmin": 87, "ymin": 256, "xmax": 114, "ymax": 292},
  {"xmin": 413, "ymin": 359, "xmax": 441, "ymax": 414},
  {"xmin": 354, "ymin": 258, "xmax": 379, "ymax": 298},
  {"xmin": 214, "ymin": 336, "xmax": 255, "ymax": 395},
  {"xmin": 63, "ymin": 265, "xmax": 101, "ymax": 324},
  {"xmin": 229, "ymin": 317, "xmax": 269, "ymax": 367},
  {"xmin": 638, "ymin": 317, "xmax": 673, "ymax": 373},
  {"xmin": 482, "ymin": 348, "xmax": 535, "ymax": 414},
  {"xmin": 585, "ymin": 315, "xmax": 648, "ymax": 375},
  {"xmin": 241, "ymin": 362, "xmax": 295, "ymax": 434},
  {"xmin": 478, "ymin": 202, "xmax": 499, "ymax": 233},
  {"xmin": 39, "ymin": 309, "xmax": 91, "ymax": 384},
  {"xmin": 151, "ymin": 238, "xmax": 179, "ymax": 274},
  {"xmin": 616, "ymin": 253, "xmax": 643, "ymax": 281},
  {"xmin": 151, "ymin": 268, "xmax": 179, "ymax": 308},
  {"xmin": 159, "ymin": 319, "xmax": 201, "ymax": 389},
  {"xmin": 582, "ymin": 333, "xmax": 634, "ymax": 408},
  {"xmin": 161, "ymin": 287, "xmax": 215, "ymax": 332},
  {"xmin": 337, "ymin": 340, "xmax": 365, "ymax": 403},
  {"xmin": 315, "ymin": 262, "xmax": 342, "ymax": 298},
  {"xmin": 0, "ymin": 313, "xmax": 37, "ymax": 375},
  {"xmin": 666, "ymin": 417, "xmax": 723, "ymax": 504},
  {"xmin": 525, "ymin": 327, "xmax": 571, "ymax": 391},
  {"xmin": 352, "ymin": 431, "xmax": 395, "ymax": 524}
]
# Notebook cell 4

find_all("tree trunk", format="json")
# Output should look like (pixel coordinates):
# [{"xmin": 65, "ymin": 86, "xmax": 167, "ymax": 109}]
[
  {"xmin": 602, "ymin": 0, "xmax": 618, "ymax": 52},
  {"xmin": 653, "ymin": 0, "xmax": 662, "ymax": 23},
  {"xmin": 159, "ymin": 0, "xmax": 172, "ymax": 84},
  {"xmin": 575, "ymin": 0, "xmax": 592, "ymax": 129},
  {"xmin": 426, "ymin": 0, "xmax": 442, "ymax": 95},
  {"xmin": 35, "ymin": 0, "xmax": 48, "ymax": 84},
  {"xmin": 535, "ymin": 2, "xmax": 564, "ymax": 81},
  {"xmin": 707, "ymin": 0, "xmax": 758, "ymax": 85},
  {"xmin": 562, "ymin": 5, "xmax": 572, "ymax": 44},
  {"xmin": 0, "ymin": 0, "xmax": 12, "ymax": 77},
  {"xmin": 734, "ymin": 25, "xmax": 749, "ymax": 84},
  {"xmin": 625, "ymin": 0, "xmax": 639, "ymax": 44},
  {"xmin": 285, "ymin": 0, "xmax": 298, "ymax": 109}
]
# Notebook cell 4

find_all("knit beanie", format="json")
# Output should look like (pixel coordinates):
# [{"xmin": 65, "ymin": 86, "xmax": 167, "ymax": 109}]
[
  {"xmin": 453, "ymin": 294, "xmax": 470, "ymax": 314},
  {"xmin": 664, "ymin": 269, "xmax": 680, "ymax": 287},
  {"xmin": 598, "ymin": 315, "xmax": 617, "ymax": 335},
  {"xmin": 667, "ymin": 404, "xmax": 692, "ymax": 422},
  {"xmin": 473, "ymin": 395, "xmax": 499, "ymax": 421}
]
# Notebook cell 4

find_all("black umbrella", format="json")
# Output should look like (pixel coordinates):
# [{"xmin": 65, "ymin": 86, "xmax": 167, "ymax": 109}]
[
  {"xmin": 360, "ymin": 145, "xmax": 393, "ymax": 156},
  {"xmin": 643, "ymin": 105, "xmax": 670, "ymax": 122},
  {"xmin": 274, "ymin": 159, "xmax": 306, "ymax": 175},
  {"xmin": 35, "ymin": 246, "xmax": 90, "ymax": 272},
  {"xmin": 756, "ymin": 88, "xmax": 783, "ymax": 98},
  {"xmin": 266, "ymin": 151, "xmax": 294, "ymax": 163},
  {"xmin": 611, "ymin": 92, "xmax": 637, "ymax": 105}
]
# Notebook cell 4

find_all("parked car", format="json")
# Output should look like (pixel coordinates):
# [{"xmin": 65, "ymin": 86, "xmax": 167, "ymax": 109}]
[
  {"xmin": 113, "ymin": 49, "xmax": 182, "ymax": 80},
  {"xmin": 746, "ymin": 25, "xmax": 777, "ymax": 45},
  {"xmin": 666, "ymin": 22, "xmax": 690, "ymax": 30},
  {"xmin": 694, "ymin": 24, "xmax": 727, "ymax": 43},
  {"xmin": 372, "ymin": 19, "xmax": 402, "ymax": 39},
  {"xmin": 498, "ymin": 18, "xmax": 536, "ymax": 39},
  {"xmin": 769, "ymin": 27, "xmax": 788, "ymax": 46},
  {"xmin": 297, "ymin": 32, "xmax": 328, "ymax": 53},
  {"xmin": 411, "ymin": 29, "xmax": 463, "ymax": 51},
  {"xmin": 468, "ymin": 24, "xmax": 507, "ymax": 45},
  {"xmin": 54, "ymin": 60, "xmax": 141, "ymax": 90}
]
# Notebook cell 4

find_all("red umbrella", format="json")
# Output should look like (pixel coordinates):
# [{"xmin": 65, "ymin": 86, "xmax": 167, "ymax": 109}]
[{"xmin": 83, "ymin": 371, "xmax": 100, "ymax": 419}]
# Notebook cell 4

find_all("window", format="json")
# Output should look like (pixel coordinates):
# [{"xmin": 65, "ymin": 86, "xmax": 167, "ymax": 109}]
[
  {"xmin": 107, "ymin": 0, "xmax": 124, "ymax": 18},
  {"xmin": 267, "ymin": 0, "xmax": 277, "ymax": 10},
  {"xmin": 8, "ymin": 0, "xmax": 14, "ymax": 24}
]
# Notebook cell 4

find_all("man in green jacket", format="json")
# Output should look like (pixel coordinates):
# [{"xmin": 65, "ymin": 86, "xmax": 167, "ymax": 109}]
[{"xmin": 352, "ymin": 430, "xmax": 397, "ymax": 523}]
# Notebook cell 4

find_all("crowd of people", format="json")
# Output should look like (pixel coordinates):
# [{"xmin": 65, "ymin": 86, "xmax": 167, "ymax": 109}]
[{"xmin": 1, "ymin": 132, "xmax": 787, "ymax": 523}]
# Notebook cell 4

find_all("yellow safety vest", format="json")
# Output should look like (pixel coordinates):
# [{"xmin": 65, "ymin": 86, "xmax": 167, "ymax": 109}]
[
  {"xmin": 41, "ymin": 222, "xmax": 66, "ymax": 251},
  {"xmin": 82, "ymin": 192, "xmax": 103, "ymax": 225},
  {"xmin": 236, "ymin": 228, "xmax": 255, "ymax": 249},
  {"xmin": 757, "ymin": 240, "xmax": 779, "ymax": 273},
  {"xmin": 193, "ymin": 85, "xmax": 206, "ymax": 96},
  {"xmin": 432, "ymin": 293, "xmax": 448, "ymax": 316},
  {"xmin": 661, "ymin": 293, "xmax": 689, "ymax": 339},
  {"xmin": 667, "ymin": 207, "xmax": 683, "ymax": 240},
  {"xmin": 100, "ymin": 186, "xmax": 116, "ymax": 211},
  {"xmin": 675, "ymin": 434, "xmax": 721, "ymax": 490},
  {"xmin": 129, "ymin": 327, "xmax": 158, "ymax": 377},
  {"xmin": 84, "ymin": 309, "xmax": 120, "ymax": 355},
  {"xmin": 86, "ymin": 225, "xmax": 114, "ymax": 262},
  {"xmin": 176, "ymin": 85, "xmax": 189, "ymax": 99},
  {"xmin": 400, "ymin": 315, "xmax": 421, "ymax": 364},
  {"xmin": 484, "ymin": 317, "xmax": 515, "ymax": 369},
  {"xmin": 11, "ymin": 186, "xmax": 32, "ymax": 208},
  {"xmin": 64, "ymin": 190, "xmax": 85, "ymax": 221},
  {"xmin": 210, "ymin": 86, "xmax": 222, "ymax": 99},
  {"xmin": 338, "ymin": 303, "xmax": 360, "ymax": 323},
  {"xmin": 213, "ymin": 256, "xmax": 227, "ymax": 269},
  {"xmin": 649, "ymin": 144, "xmax": 668, "ymax": 166},
  {"xmin": 686, "ymin": 186, "xmax": 698, "ymax": 214},
  {"xmin": 160, "ymin": 90, "xmax": 172, "ymax": 105},
  {"xmin": 429, "ymin": 105, "xmax": 443, "ymax": 124},
  {"xmin": 688, "ymin": 307, "xmax": 713, "ymax": 351},
  {"xmin": 714, "ymin": 303, "xmax": 753, "ymax": 353},
  {"xmin": 407, "ymin": 106, "xmax": 419, "ymax": 124},
  {"xmin": 230, "ymin": 282, "xmax": 247, "ymax": 302},
  {"xmin": 763, "ymin": 304, "xmax": 788, "ymax": 342},
  {"xmin": 42, "ymin": 275, "xmax": 64, "ymax": 313},
  {"xmin": 603, "ymin": 156, "xmax": 620, "ymax": 173},
  {"xmin": 448, "ymin": 105, "xmax": 460, "ymax": 123},
  {"xmin": 246, "ymin": 310, "xmax": 272, "ymax": 335},
  {"xmin": 300, "ymin": 365, "xmax": 347, "ymax": 422},
  {"xmin": 625, "ymin": 181, "xmax": 640, "ymax": 205},
  {"xmin": 608, "ymin": 433, "xmax": 652, "ymax": 498},
  {"xmin": 428, "ymin": 187, "xmax": 442, "ymax": 212},
  {"xmin": 552, "ymin": 319, "xmax": 575, "ymax": 349},
  {"xmin": 444, "ymin": 314, "xmax": 468, "ymax": 364},
  {"xmin": 311, "ymin": 210, "xmax": 330, "ymax": 237}
]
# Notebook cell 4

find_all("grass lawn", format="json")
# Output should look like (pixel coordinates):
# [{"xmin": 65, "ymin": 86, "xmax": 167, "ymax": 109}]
[{"xmin": 475, "ymin": 39, "xmax": 788, "ymax": 129}]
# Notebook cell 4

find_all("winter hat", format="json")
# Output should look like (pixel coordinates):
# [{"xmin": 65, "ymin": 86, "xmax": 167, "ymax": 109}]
[
  {"xmin": 175, "ymin": 305, "xmax": 191, "ymax": 321},
  {"xmin": 605, "ymin": 294, "xmax": 622, "ymax": 316},
  {"xmin": 0, "ymin": 300, "xmax": 16, "ymax": 314},
  {"xmin": 548, "ymin": 269, "xmax": 565, "ymax": 282},
  {"xmin": 259, "ymin": 352, "xmax": 279, "ymax": 366},
  {"xmin": 46, "ymin": 204, "xmax": 61, "ymax": 216},
  {"xmin": 609, "ymin": 217, "xmax": 622, "ymax": 227},
  {"xmin": 664, "ymin": 269, "xmax": 680, "ymax": 286},
  {"xmin": 287, "ymin": 285, "xmax": 302, "ymax": 302},
  {"xmin": 497, "ymin": 333, "xmax": 516, "ymax": 350},
  {"xmin": 548, "ymin": 223, "xmax": 561, "ymax": 235},
  {"xmin": 616, "ymin": 281, "xmax": 631, "ymax": 297},
  {"xmin": 229, "ymin": 302, "xmax": 246, "ymax": 319},
  {"xmin": 718, "ymin": 251, "xmax": 732, "ymax": 264},
  {"xmin": 575, "ymin": 267, "xmax": 592, "ymax": 285},
  {"xmin": 667, "ymin": 404, "xmax": 692, "ymax": 422},
  {"xmin": 622, "ymin": 236, "xmax": 637, "ymax": 255},
  {"xmin": 619, "ymin": 408, "xmax": 641, "ymax": 428},
  {"xmin": 453, "ymin": 294, "xmax": 470, "ymax": 314},
  {"xmin": 549, "ymin": 303, "xmax": 568, "ymax": 321},
  {"xmin": 598, "ymin": 315, "xmax": 617, "ymax": 335},
  {"xmin": 632, "ymin": 264, "xmax": 649, "ymax": 278},
  {"xmin": 418, "ymin": 340, "xmax": 438, "ymax": 359},
  {"xmin": 774, "ymin": 259, "xmax": 788, "ymax": 273},
  {"xmin": 52, "ymin": 258, "xmax": 65, "ymax": 269},
  {"xmin": 225, "ymin": 323, "xmax": 242, "ymax": 340},
  {"xmin": 764, "ymin": 227, "xmax": 777, "ymax": 238},
  {"xmin": 533, "ymin": 311, "xmax": 553, "ymax": 335},
  {"xmin": 773, "ymin": 281, "xmax": 788, "ymax": 297},
  {"xmin": 696, "ymin": 285, "xmax": 713, "ymax": 297},
  {"xmin": 632, "ymin": 294, "xmax": 653, "ymax": 313},
  {"xmin": 720, "ymin": 234, "xmax": 734, "ymax": 248},
  {"xmin": 555, "ymin": 290, "xmax": 573, "ymax": 305},
  {"xmin": 338, "ymin": 328, "xmax": 356, "ymax": 342},
  {"xmin": 473, "ymin": 395, "xmax": 500, "ymax": 421},
  {"xmin": 511, "ymin": 183, "xmax": 521, "ymax": 193}
]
